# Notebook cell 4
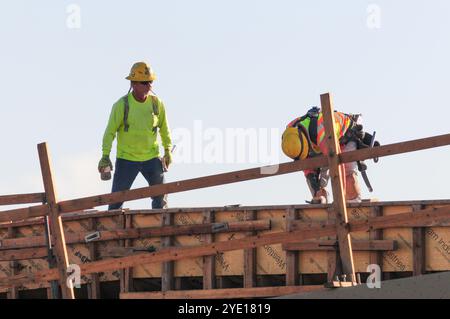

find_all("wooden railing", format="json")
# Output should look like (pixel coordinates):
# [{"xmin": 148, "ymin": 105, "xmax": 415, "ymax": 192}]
[{"xmin": 1, "ymin": 92, "xmax": 450, "ymax": 299}]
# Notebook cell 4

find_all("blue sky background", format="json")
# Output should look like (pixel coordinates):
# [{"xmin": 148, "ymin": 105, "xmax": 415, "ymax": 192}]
[{"xmin": 1, "ymin": 1, "xmax": 449, "ymax": 211}]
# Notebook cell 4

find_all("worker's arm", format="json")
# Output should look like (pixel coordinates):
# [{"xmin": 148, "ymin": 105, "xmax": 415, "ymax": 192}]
[{"xmin": 102, "ymin": 101, "xmax": 123, "ymax": 157}]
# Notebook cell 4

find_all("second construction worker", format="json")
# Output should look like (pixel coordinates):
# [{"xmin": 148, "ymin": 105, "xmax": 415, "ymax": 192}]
[
  {"xmin": 98, "ymin": 61, "xmax": 173, "ymax": 209},
  {"xmin": 281, "ymin": 107, "xmax": 378, "ymax": 204}
]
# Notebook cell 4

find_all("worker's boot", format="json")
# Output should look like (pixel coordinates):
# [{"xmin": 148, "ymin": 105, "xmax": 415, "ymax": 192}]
[{"xmin": 346, "ymin": 171, "xmax": 361, "ymax": 203}]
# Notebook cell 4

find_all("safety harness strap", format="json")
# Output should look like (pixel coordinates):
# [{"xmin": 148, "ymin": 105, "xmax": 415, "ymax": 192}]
[{"xmin": 122, "ymin": 94, "xmax": 160, "ymax": 133}]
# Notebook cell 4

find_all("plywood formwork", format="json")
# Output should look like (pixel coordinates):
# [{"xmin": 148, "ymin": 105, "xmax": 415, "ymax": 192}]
[{"xmin": 1, "ymin": 200, "xmax": 449, "ymax": 296}]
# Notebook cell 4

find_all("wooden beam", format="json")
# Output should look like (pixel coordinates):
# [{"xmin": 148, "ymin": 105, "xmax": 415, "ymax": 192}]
[
  {"xmin": 37, "ymin": 142, "xmax": 74, "ymax": 299},
  {"xmin": 0, "ymin": 247, "xmax": 48, "ymax": 261},
  {"xmin": 87, "ymin": 218, "xmax": 101, "ymax": 299},
  {"xmin": 0, "ymin": 193, "xmax": 46, "ymax": 206},
  {"xmin": 0, "ymin": 219, "xmax": 271, "ymax": 250},
  {"xmin": 369, "ymin": 206, "xmax": 384, "ymax": 271},
  {"xmin": 339, "ymin": 133, "xmax": 450, "ymax": 164},
  {"xmin": 1, "ymin": 204, "xmax": 449, "ymax": 288},
  {"xmin": 1, "ymin": 131, "xmax": 450, "ymax": 222},
  {"xmin": 412, "ymin": 204, "xmax": 426, "ymax": 276},
  {"xmin": 120, "ymin": 285, "xmax": 325, "ymax": 299},
  {"xmin": 202, "ymin": 210, "xmax": 215, "ymax": 289},
  {"xmin": 285, "ymin": 208, "xmax": 299, "ymax": 286},
  {"xmin": 326, "ymin": 208, "xmax": 340, "ymax": 283},
  {"xmin": 283, "ymin": 240, "xmax": 397, "ymax": 251},
  {"xmin": 119, "ymin": 214, "xmax": 134, "ymax": 294},
  {"xmin": 56, "ymin": 156, "xmax": 328, "ymax": 214},
  {"xmin": 320, "ymin": 92, "xmax": 355, "ymax": 278},
  {"xmin": 6, "ymin": 227, "xmax": 19, "ymax": 299},
  {"xmin": 243, "ymin": 210, "xmax": 257, "ymax": 288},
  {"xmin": 0, "ymin": 205, "xmax": 48, "ymax": 224},
  {"xmin": 161, "ymin": 212, "xmax": 174, "ymax": 291}
]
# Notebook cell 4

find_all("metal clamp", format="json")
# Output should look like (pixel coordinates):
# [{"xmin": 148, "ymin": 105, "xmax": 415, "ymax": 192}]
[
  {"xmin": 85, "ymin": 231, "xmax": 101, "ymax": 243},
  {"xmin": 211, "ymin": 223, "xmax": 229, "ymax": 233}
]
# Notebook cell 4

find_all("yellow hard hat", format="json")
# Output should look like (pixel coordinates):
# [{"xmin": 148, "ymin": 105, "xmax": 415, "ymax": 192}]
[
  {"xmin": 281, "ymin": 127, "xmax": 309, "ymax": 160},
  {"xmin": 126, "ymin": 62, "xmax": 156, "ymax": 81}
]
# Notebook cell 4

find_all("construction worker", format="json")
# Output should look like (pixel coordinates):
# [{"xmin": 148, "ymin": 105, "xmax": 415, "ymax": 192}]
[
  {"xmin": 281, "ymin": 107, "xmax": 378, "ymax": 204},
  {"xmin": 98, "ymin": 61, "xmax": 173, "ymax": 209}
]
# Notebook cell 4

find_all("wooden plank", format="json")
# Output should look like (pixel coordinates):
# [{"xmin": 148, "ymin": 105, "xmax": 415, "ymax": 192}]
[
  {"xmin": 283, "ymin": 240, "xmax": 397, "ymax": 251},
  {"xmin": 326, "ymin": 208, "xmax": 340, "ymax": 283},
  {"xmin": 285, "ymin": 208, "xmax": 299, "ymax": 286},
  {"xmin": 324, "ymin": 281, "xmax": 357, "ymax": 288},
  {"xmin": 340, "ymin": 133, "xmax": 450, "ymax": 165},
  {"xmin": 412, "ymin": 204, "xmax": 426, "ymax": 276},
  {"xmin": 2, "ymin": 204, "xmax": 449, "ymax": 288},
  {"xmin": 202, "ymin": 210, "xmax": 215, "ymax": 289},
  {"xmin": 161, "ymin": 212, "xmax": 174, "ymax": 291},
  {"xmin": 0, "ymin": 219, "xmax": 271, "ymax": 250},
  {"xmin": 37, "ymin": 142, "xmax": 74, "ymax": 299},
  {"xmin": 243, "ymin": 210, "xmax": 257, "ymax": 288},
  {"xmin": 369, "ymin": 206, "xmax": 384, "ymax": 271},
  {"xmin": 320, "ymin": 92, "xmax": 355, "ymax": 278},
  {"xmin": 0, "ymin": 247, "xmax": 48, "ymax": 261},
  {"xmin": 6, "ymin": 227, "xmax": 19, "ymax": 299},
  {"xmin": 120, "ymin": 285, "xmax": 326, "ymax": 299},
  {"xmin": 119, "ymin": 214, "xmax": 134, "ymax": 294},
  {"xmin": 0, "ymin": 193, "xmax": 46, "ymax": 206},
  {"xmin": 0, "ymin": 205, "xmax": 48, "ymax": 224},
  {"xmin": 87, "ymin": 218, "xmax": 101, "ymax": 299}
]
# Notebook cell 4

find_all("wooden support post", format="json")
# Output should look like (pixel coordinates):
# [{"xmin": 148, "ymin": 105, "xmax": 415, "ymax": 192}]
[
  {"xmin": 202, "ymin": 210, "xmax": 215, "ymax": 289},
  {"xmin": 6, "ymin": 227, "xmax": 20, "ymax": 299},
  {"xmin": 326, "ymin": 208, "xmax": 341, "ymax": 282},
  {"xmin": 285, "ymin": 208, "xmax": 299, "ymax": 286},
  {"xmin": 37, "ymin": 142, "xmax": 74, "ymax": 299},
  {"xmin": 87, "ymin": 218, "xmax": 101, "ymax": 299},
  {"xmin": 412, "ymin": 204, "xmax": 426, "ymax": 276},
  {"xmin": 369, "ymin": 206, "xmax": 384, "ymax": 272},
  {"xmin": 320, "ymin": 93, "xmax": 355, "ymax": 280},
  {"xmin": 243, "ymin": 210, "xmax": 257, "ymax": 288},
  {"xmin": 120, "ymin": 214, "xmax": 134, "ymax": 293},
  {"xmin": 161, "ymin": 212, "xmax": 174, "ymax": 291}
]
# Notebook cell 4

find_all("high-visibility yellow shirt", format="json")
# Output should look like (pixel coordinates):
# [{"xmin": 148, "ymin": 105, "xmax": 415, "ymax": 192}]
[{"xmin": 102, "ymin": 92, "xmax": 172, "ymax": 162}]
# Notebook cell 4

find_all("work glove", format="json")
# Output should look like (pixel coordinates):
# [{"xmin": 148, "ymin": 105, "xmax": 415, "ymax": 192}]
[
  {"xmin": 162, "ymin": 148, "xmax": 173, "ymax": 171},
  {"xmin": 98, "ymin": 155, "xmax": 113, "ymax": 173}
]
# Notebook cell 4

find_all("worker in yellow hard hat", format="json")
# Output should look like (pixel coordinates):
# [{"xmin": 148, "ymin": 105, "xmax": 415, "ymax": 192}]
[
  {"xmin": 99, "ymin": 61, "xmax": 173, "ymax": 209},
  {"xmin": 282, "ymin": 107, "xmax": 379, "ymax": 204}
]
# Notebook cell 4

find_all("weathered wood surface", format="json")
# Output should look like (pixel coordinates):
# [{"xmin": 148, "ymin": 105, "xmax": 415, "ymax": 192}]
[
  {"xmin": 120, "ymin": 285, "xmax": 325, "ymax": 299},
  {"xmin": 1, "ymin": 204, "xmax": 449, "ymax": 288},
  {"xmin": 0, "ymin": 219, "xmax": 271, "ymax": 250},
  {"xmin": 321, "ymin": 92, "xmax": 355, "ymax": 278},
  {"xmin": 2, "ymin": 132, "xmax": 447, "ymax": 221},
  {"xmin": 0, "ymin": 193, "xmax": 45, "ymax": 206},
  {"xmin": 283, "ymin": 240, "xmax": 397, "ymax": 251},
  {"xmin": 37, "ymin": 142, "xmax": 74, "ymax": 299}
]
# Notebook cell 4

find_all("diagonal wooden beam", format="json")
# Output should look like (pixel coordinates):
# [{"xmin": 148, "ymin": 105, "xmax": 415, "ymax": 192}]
[
  {"xmin": 1, "ymin": 133, "xmax": 449, "ymax": 221},
  {"xmin": 320, "ymin": 92, "xmax": 355, "ymax": 279},
  {"xmin": 37, "ymin": 142, "xmax": 74, "ymax": 299}
]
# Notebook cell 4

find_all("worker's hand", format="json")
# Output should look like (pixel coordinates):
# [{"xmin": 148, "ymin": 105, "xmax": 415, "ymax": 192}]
[
  {"xmin": 98, "ymin": 155, "xmax": 113, "ymax": 173},
  {"xmin": 311, "ymin": 188, "xmax": 329, "ymax": 204},
  {"xmin": 163, "ymin": 148, "xmax": 173, "ymax": 169}
]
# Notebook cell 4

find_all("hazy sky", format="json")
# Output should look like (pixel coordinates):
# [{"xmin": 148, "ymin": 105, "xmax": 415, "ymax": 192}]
[{"xmin": 1, "ymin": 1, "xmax": 449, "ymax": 211}]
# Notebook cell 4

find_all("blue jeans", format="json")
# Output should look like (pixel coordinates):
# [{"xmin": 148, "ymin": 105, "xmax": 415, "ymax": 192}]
[{"xmin": 109, "ymin": 157, "xmax": 167, "ymax": 210}]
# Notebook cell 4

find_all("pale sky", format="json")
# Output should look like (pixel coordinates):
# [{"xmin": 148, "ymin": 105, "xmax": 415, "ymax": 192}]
[{"xmin": 1, "ymin": 1, "xmax": 449, "ymax": 211}]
